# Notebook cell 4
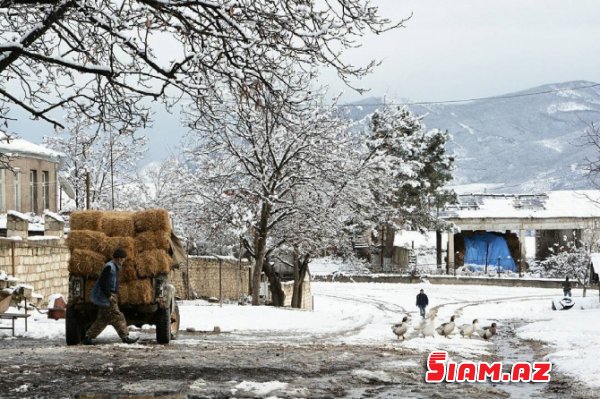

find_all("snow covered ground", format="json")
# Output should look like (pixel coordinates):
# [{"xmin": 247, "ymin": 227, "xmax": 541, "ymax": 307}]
[{"xmin": 1, "ymin": 282, "xmax": 599, "ymax": 390}]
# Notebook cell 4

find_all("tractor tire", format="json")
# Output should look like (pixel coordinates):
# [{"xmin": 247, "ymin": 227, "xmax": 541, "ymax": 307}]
[
  {"xmin": 156, "ymin": 306, "xmax": 171, "ymax": 344},
  {"xmin": 65, "ymin": 307, "xmax": 82, "ymax": 346}
]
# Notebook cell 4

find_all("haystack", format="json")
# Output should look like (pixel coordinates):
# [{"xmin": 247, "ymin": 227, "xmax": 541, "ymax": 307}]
[
  {"xmin": 120, "ymin": 279, "xmax": 153, "ymax": 304},
  {"xmin": 99, "ymin": 212, "xmax": 135, "ymax": 237},
  {"xmin": 135, "ymin": 250, "xmax": 172, "ymax": 278},
  {"xmin": 67, "ymin": 230, "xmax": 105, "ymax": 253},
  {"xmin": 68, "ymin": 249, "xmax": 105, "ymax": 277},
  {"xmin": 100, "ymin": 236, "xmax": 135, "ymax": 260},
  {"xmin": 120, "ymin": 259, "xmax": 139, "ymax": 282},
  {"xmin": 70, "ymin": 210, "xmax": 103, "ymax": 231},
  {"xmin": 133, "ymin": 209, "xmax": 171, "ymax": 233},
  {"xmin": 135, "ymin": 230, "xmax": 171, "ymax": 253}
]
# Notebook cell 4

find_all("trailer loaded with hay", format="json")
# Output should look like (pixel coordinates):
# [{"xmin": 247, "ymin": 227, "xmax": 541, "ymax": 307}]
[{"xmin": 66, "ymin": 209, "xmax": 185, "ymax": 345}]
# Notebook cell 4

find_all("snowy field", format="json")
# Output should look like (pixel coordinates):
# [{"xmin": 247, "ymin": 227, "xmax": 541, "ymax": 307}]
[{"xmin": 2, "ymin": 282, "xmax": 599, "ymax": 391}]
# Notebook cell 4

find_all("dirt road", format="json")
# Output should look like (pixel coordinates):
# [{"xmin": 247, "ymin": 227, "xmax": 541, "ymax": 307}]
[{"xmin": 0, "ymin": 288, "xmax": 597, "ymax": 398}]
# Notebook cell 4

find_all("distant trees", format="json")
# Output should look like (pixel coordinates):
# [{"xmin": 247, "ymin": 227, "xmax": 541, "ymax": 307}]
[
  {"xmin": 43, "ymin": 112, "xmax": 148, "ymax": 209},
  {"xmin": 532, "ymin": 234, "xmax": 593, "ymax": 297}
]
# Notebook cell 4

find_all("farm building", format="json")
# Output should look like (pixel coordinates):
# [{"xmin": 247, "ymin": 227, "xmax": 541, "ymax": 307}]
[{"xmin": 439, "ymin": 190, "xmax": 600, "ymax": 273}]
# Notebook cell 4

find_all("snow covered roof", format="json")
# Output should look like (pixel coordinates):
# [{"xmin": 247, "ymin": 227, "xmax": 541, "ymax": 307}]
[
  {"xmin": 0, "ymin": 132, "xmax": 63, "ymax": 163},
  {"xmin": 441, "ymin": 190, "xmax": 600, "ymax": 219}
]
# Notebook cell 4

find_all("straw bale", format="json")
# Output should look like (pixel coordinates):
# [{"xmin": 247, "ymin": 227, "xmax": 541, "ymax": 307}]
[
  {"xmin": 100, "ymin": 236, "xmax": 135, "ymax": 260},
  {"xmin": 133, "ymin": 209, "xmax": 171, "ymax": 233},
  {"xmin": 135, "ymin": 250, "xmax": 172, "ymax": 278},
  {"xmin": 120, "ymin": 259, "xmax": 139, "ymax": 282},
  {"xmin": 135, "ymin": 230, "xmax": 170, "ymax": 253},
  {"xmin": 99, "ymin": 212, "xmax": 135, "ymax": 237},
  {"xmin": 68, "ymin": 249, "xmax": 105, "ymax": 277},
  {"xmin": 121, "ymin": 279, "xmax": 153, "ymax": 305},
  {"xmin": 67, "ymin": 230, "xmax": 106, "ymax": 253},
  {"xmin": 70, "ymin": 210, "xmax": 103, "ymax": 231}
]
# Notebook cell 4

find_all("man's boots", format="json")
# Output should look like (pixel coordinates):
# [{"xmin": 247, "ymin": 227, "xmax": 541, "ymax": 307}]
[{"xmin": 122, "ymin": 335, "xmax": 139, "ymax": 344}]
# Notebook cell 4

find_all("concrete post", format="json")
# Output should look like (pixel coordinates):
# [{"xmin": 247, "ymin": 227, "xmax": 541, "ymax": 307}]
[
  {"xmin": 6, "ymin": 213, "xmax": 29, "ymax": 239},
  {"xmin": 519, "ymin": 229, "xmax": 527, "ymax": 277},
  {"xmin": 447, "ymin": 232, "xmax": 455, "ymax": 275}
]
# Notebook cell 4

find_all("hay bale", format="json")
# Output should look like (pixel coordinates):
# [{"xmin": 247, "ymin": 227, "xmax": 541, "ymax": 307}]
[
  {"xmin": 70, "ymin": 210, "xmax": 103, "ymax": 231},
  {"xmin": 99, "ymin": 212, "xmax": 135, "ymax": 237},
  {"xmin": 100, "ymin": 236, "xmax": 135, "ymax": 260},
  {"xmin": 68, "ymin": 249, "xmax": 105, "ymax": 277},
  {"xmin": 135, "ymin": 230, "xmax": 171, "ymax": 253},
  {"xmin": 120, "ymin": 259, "xmax": 138, "ymax": 282},
  {"xmin": 135, "ymin": 250, "xmax": 172, "ymax": 278},
  {"xmin": 121, "ymin": 279, "xmax": 153, "ymax": 305},
  {"xmin": 67, "ymin": 230, "xmax": 106, "ymax": 253},
  {"xmin": 133, "ymin": 209, "xmax": 171, "ymax": 233}
]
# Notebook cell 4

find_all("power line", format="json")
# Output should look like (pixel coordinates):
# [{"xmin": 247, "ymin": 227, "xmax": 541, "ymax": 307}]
[{"xmin": 337, "ymin": 82, "xmax": 600, "ymax": 108}]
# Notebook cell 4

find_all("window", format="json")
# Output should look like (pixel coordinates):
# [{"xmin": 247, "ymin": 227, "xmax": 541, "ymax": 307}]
[
  {"xmin": 30, "ymin": 170, "xmax": 38, "ymax": 213},
  {"xmin": 0, "ymin": 169, "xmax": 5, "ymax": 211},
  {"xmin": 13, "ymin": 170, "xmax": 21, "ymax": 212},
  {"xmin": 42, "ymin": 171, "xmax": 50, "ymax": 210}
]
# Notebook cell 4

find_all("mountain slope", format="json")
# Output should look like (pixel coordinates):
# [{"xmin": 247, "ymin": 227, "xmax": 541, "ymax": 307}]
[{"xmin": 347, "ymin": 81, "xmax": 600, "ymax": 193}]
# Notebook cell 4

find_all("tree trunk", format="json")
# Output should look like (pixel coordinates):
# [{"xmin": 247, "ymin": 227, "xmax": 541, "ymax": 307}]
[
  {"xmin": 291, "ymin": 252, "xmax": 309, "ymax": 308},
  {"xmin": 263, "ymin": 260, "xmax": 285, "ymax": 307},
  {"xmin": 251, "ymin": 201, "xmax": 270, "ymax": 305},
  {"xmin": 583, "ymin": 284, "xmax": 587, "ymax": 298}
]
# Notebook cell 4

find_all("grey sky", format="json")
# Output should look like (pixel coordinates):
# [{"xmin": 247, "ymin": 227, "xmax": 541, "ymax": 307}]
[
  {"xmin": 11, "ymin": 0, "xmax": 600, "ymax": 161},
  {"xmin": 323, "ymin": 0, "xmax": 600, "ymax": 102}
]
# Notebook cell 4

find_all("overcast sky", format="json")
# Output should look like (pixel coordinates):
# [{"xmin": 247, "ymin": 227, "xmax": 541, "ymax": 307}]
[
  {"xmin": 322, "ymin": 0, "xmax": 600, "ymax": 103},
  {"xmin": 11, "ymin": 0, "xmax": 600, "ymax": 161}
]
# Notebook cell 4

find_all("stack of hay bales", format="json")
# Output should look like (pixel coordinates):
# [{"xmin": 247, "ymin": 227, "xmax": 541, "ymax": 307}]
[{"xmin": 68, "ymin": 209, "xmax": 173, "ymax": 305}]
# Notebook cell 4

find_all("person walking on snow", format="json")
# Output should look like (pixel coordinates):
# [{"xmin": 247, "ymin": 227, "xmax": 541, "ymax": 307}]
[
  {"xmin": 416, "ymin": 289, "xmax": 429, "ymax": 318},
  {"xmin": 562, "ymin": 276, "xmax": 572, "ymax": 297},
  {"xmin": 83, "ymin": 249, "xmax": 138, "ymax": 345}
]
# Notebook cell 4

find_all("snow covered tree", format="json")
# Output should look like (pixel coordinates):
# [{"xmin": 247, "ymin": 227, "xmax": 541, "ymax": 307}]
[
  {"xmin": 183, "ymin": 77, "xmax": 355, "ymax": 306},
  {"xmin": 532, "ymin": 235, "xmax": 593, "ymax": 297},
  {"xmin": 362, "ymin": 106, "xmax": 456, "ymax": 262},
  {"xmin": 0, "ymin": 0, "xmax": 404, "ymax": 133},
  {"xmin": 44, "ymin": 110, "xmax": 148, "ymax": 209}
]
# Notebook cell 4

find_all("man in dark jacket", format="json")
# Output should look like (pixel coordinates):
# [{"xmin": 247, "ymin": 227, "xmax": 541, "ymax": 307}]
[
  {"xmin": 416, "ymin": 289, "xmax": 429, "ymax": 318},
  {"xmin": 562, "ymin": 276, "xmax": 572, "ymax": 297},
  {"xmin": 83, "ymin": 249, "xmax": 138, "ymax": 345}
]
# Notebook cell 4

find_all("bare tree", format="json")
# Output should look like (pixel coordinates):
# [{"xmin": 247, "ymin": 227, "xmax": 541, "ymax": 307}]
[{"xmin": 1, "ymin": 0, "xmax": 404, "ymax": 132}]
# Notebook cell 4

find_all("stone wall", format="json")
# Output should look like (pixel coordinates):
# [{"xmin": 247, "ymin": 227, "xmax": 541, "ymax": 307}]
[
  {"xmin": 0, "ymin": 238, "xmax": 69, "ymax": 303},
  {"xmin": 282, "ymin": 278, "xmax": 313, "ymax": 310},
  {"xmin": 169, "ymin": 256, "xmax": 251, "ymax": 300}
]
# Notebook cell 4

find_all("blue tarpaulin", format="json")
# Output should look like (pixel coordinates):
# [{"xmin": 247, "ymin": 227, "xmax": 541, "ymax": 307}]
[{"xmin": 463, "ymin": 232, "xmax": 516, "ymax": 272}]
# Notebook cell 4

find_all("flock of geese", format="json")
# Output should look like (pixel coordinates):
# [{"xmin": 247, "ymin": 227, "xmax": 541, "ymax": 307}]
[{"xmin": 391, "ymin": 309, "xmax": 498, "ymax": 341}]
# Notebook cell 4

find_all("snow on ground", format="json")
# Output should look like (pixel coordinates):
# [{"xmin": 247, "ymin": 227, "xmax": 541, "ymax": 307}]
[{"xmin": 1, "ymin": 282, "xmax": 599, "ymax": 390}]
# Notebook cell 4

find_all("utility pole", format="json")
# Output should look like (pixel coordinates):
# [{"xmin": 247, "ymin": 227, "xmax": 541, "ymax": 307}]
[{"xmin": 110, "ymin": 129, "xmax": 115, "ymax": 209}]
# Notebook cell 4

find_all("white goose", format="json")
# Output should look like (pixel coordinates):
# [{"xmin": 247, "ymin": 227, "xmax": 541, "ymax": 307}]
[
  {"xmin": 392, "ymin": 316, "xmax": 409, "ymax": 341},
  {"xmin": 459, "ymin": 319, "xmax": 479, "ymax": 339},
  {"xmin": 436, "ymin": 315, "xmax": 456, "ymax": 338},
  {"xmin": 416, "ymin": 315, "xmax": 436, "ymax": 338}
]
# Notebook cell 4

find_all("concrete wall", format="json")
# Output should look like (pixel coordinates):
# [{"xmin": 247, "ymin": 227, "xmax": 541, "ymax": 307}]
[
  {"xmin": 0, "ymin": 157, "xmax": 59, "ymax": 213},
  {"xmin": 313, "ymin": 274, "xmax": 579, "ymax": 289},
  {"xmin": 0, "ymin": 238, "xmax": 69, "ymax": 303},
  {"xmin": 169, "ymin": 256, "xmax": 251, "ymax": 300},
  {"xmin": 281, "ymin": 276, "xmax": 313, "ymax": 310}
]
